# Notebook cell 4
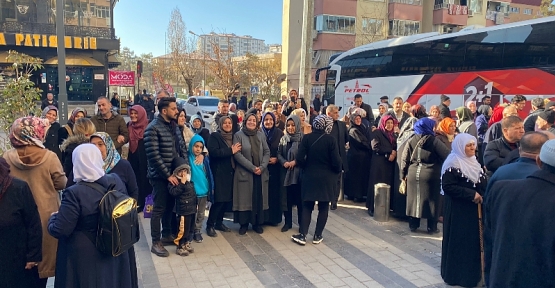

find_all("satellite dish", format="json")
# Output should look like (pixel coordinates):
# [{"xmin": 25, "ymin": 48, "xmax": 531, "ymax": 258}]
[{"xmin": 277, "ymin": 73, "xmax": 287, "ymax": 84}]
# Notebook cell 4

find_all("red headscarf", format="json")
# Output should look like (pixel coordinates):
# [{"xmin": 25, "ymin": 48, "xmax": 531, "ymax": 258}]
[
  {"xmin": 378, "ymin": 114, "xmax": 398, "ymax": 145},
  {"xmin": 128, "ymin": 105, "xmax": 148, "ymax": 154},
  {"xmin": 488, "ymin": 105, "xmax": 504, "ymax": 127}
]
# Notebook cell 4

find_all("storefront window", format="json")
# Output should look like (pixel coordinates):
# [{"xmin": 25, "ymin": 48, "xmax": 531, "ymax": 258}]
[{"xmin": 43, "ymin": 67, "xmax": 94, "ymax": 101}]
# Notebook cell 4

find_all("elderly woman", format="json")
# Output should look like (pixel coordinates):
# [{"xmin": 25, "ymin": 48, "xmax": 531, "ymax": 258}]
[
  {"xmin": 0, "ymin": 158, "xmax": 42, "ymax": 288},
  {"xmin": 48, "ymin": 144, "xmax": 133, "ymax": 288},
  {"xmin": 440, "ymin": 133, "xmax": 487, "ymax": 287},
  {"xmin": 3, "ymin": 116, "xmax": 67, "ymax": 287},
  {"xmin": 261, "ymin": 112, "xmax": 284, "ymax": 225},
  {"xmin": 60, "ymin": 118, "xmax": 96, "ymax": 182},
  {"xmin": 291, "ymin": 108, "xmax": 312, "ymax": 134},
  {"xmin": 58, "ymin": 107, "xmax": 86, "ymax": 144},
  {"xmin": 374, "ymin": 103, "xmax": 389, "ymax": 128},
  {"xmin": 291, "ymin": 115, "xmax": 341, "ymax": 245},
  {"xmin": 42, "ymin": 106, "xmax": 62, "ymax": 160},
  {"xmin": 127, "ymin": 105, "xmax": 152, "ymax": 211},
  {"xmin": 344, "ymin": 110, "xmax": 372, "ymax": 202},
  {"xmin": 456, "ymin": 107, "xmax": 478, "ymax": 138},
  {"xmin": 369, "ymin": 115, "xmax": 398, "ymax": 216},
  {"xmin": 467, "ymin": 101, "xmax": 478, "ymax": 121},
  {"xmin": 277, "ymin": 115, "xmax": 304, "ymax": 232},
  {"xmin": 233, "ymin": 113, "xmax": 270, "ymax": 235},
  {"xmin": 401, "ymin": 118, "xmax": 450, "ymax": 233}
]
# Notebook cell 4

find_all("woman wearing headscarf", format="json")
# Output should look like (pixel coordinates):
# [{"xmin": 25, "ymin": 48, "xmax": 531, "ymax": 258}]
[
  {"xmin": 291, "ymin": 108, "xmax": 312, "ymax": 134},
  {"xmin": 277, "ymin": 114, "xmax": 304, "ymax": 232},
  {"xmin": 368, "ymin": 115, "xmax": 398, "ymax": 216},
  {"xmin": 374, "ymin": 103, "xmax": 389, "ymax": 128},
  {"xmin": 401, "ymin": 118, "xmax": 450, "ymax": 233},
  {"xmin": 291, "ymin": 115, "xmax": 341, "ymax": 245},
  {"xmin": 475, "ymin": 105, "xmax": 492, "ymax": 167},
  {"xmin": 232, "ymin": 113, "xmax": 271, "ymax": 235},
  {"xmin": 60, "ymin": 118, "xmax": 96, "ymax": 184},
  {"xmin": 127, "ymin": 105, "xmax": 152, "ymax": 211},
  {"xmin": 344, "ymin": 110, "xmax": 372, "ymax": 202},
  {"xmin": 456, "ymin": 107, "xmax": 478, "ymax": 138},
  {"xmin": 48, "ymin": 144, "xmax": 134, "ymax": 288},
  {"xmin": 274, "ymin": 102, "xmax": 286, "ymax": 131},
  {"xmin": 247, "ymin": 107, "xmax": 262, "ymax": 125},
  {"xmin": 436, "ymin": 117, "xmax": 457, "ymax": 150},
  {"xmin": 206, "ymin": 116, "xmax": 241, "ymax": 237},
  {"xmin": 0, "ymin": 158, "xmax": 43, "ymax": 288},
  {"xmin": 41, "ymin": 106, "xmax": 62, "ymax": 160},
  {"xmin": 261, "ymin": 112, "xmax": 284, "ymax": 225},
  {"xmin": 177, "ymin": 109, "xmax": 195, "ymax": 149},
  {"xmin": 466, "ymin": 101, "xmax": 478, "ymax": 121},
  {"xmin": 3, "ymin": 116, "xmax": 67, "ymax": 287},
  {"xmin": 190, "ymin": 114, "xmax": 210, "ymax": 144},
  {"xmin": 440, "ymin": 133, "xmax": 487, "ymax": 287},
  {"xmin": 58, "ymin": 107, "xmax": 86, "ymax": 144}
]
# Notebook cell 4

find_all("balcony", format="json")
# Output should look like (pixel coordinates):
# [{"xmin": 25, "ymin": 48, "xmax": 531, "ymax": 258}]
[
  {"xmin": 433, "ymin": 4, "xmax": 469, "ymax": 26},
  {"xmin": 0, "ymin": 21, "xmax": 116, "ymax": 39},
  {"xmin": 485, "ymin": 9, "xmax": 510, "ymax": 26},
  {"xmin": 388, "ymin": 0, "xmax": 423, "ymax": 21}
]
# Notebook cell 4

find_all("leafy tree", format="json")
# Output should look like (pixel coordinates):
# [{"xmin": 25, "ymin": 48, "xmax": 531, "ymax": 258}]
[{"xmin": 0, "ymin": 50, "xmax": 43, "ymax": 153}]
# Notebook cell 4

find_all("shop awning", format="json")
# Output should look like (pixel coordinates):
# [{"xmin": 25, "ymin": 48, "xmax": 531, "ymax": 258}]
[
  {"xmin": 108, "ymin": 54, "xmax": 121, "ymax": 68},
  {"xmin": 44, "ymin": 55, "xmax": 103, "ymax": 67}
]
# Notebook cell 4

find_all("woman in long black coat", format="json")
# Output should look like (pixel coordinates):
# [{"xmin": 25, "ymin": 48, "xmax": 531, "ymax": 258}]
[
  {"xmin": 400, "ymin": 118, "xmax": 450, "ymax": 233},
  {"xmin": 127, "ymin": 105, "xmax": 152, "ymax": 211},
  {"xmin": 440, "ymin": 133, "xmax": 487, "ymax": 287},
  {"xmin": 206, "ymin": 116, "xmax": 239, "ymax": 236},
  {"xmin": 42, "ymin": 106, "xmax": 62, "ymax": 161},
  {"xmin": 368, "ymin": 115, "xmax": 398, "ymax": 216},
  {"xmin": 0, "ymin": 159, "xmax": 43, "ymax": 288},
  {"xmin": 261, "ymin": 112, "xmax": 284, "ymax": 225},
  {"xmin": 48, "ymin": 144, "xmax": 133, "ymax": 288},
  {"xmin": 344, "ymin": 110, "xmax": 372, "ymax": 202},
  {"xmin": 291, "ymin": 115, "xmax": 341, "ymax": 245}
]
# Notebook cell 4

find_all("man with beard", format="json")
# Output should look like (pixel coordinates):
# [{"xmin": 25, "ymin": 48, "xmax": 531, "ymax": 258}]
[
  {"xmin": 386, "ymin": 97, "xmax": 410, "ymax": 128},
  {"xmin": 90, "ymin": 96, "xmax": 129, "ymax": 154},
  {"xmin": 144, "ymin": 97, "xmax": 183, "ymax": 257},
  {"xmin": 211, "ymin": 99, "xmax": 240, "ymax": 133}
]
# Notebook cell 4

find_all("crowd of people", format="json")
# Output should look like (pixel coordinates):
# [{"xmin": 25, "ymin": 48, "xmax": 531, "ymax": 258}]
[{"xmin": 1, "ymin": 89, "xmax": 554, "ymax": 288}]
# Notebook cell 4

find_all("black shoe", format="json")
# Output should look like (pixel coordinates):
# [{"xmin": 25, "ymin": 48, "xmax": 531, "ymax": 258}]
[
  {"xmin": 313, "ymin": 235, "xmax": 323, "ymax": 244},
  {"xmin": 331, "ymin": 201, "xmax": 338, "ymax": 210},
  {"xmin": 151, "ymin": 241, "xmax": 170, "ymax": 257},
  {"xmin": 291, "ymin": 233, "xmax": 306, "ymax": 245},
  {"xmin": 193, "ymin": 232, "xmax": 203, "ymax": 243},
  {"xmin": 206, "ymin": 226, "xmax": 217, "ymax": 237},
  {"xmin": 253, "ymin": 225, "xmax": 264, "ymax": 234},
  {"xmin": 160, "ymin": 235, "xmax": 176, "ymax": 246},
  {"xmin": 239, "ymin": 225, "xmax": 248, "ymax": 235},
  {"xmin": 427, "ymin": 228, "xmax": 440, "ymax": 234},
  {"xmin": 367, "ymin": 209, "xmax": 374, "ymax": 217},
  {"xmin": 410, "ymin": 227, "xmax": 418, "ymax": 232},
  {"xmin": 215, "ymin": 223, "xmax": 231, "ymax": 232},
  {"xmin": 281, "ymin": 224, "xmax": 292, "ymax": 232}
]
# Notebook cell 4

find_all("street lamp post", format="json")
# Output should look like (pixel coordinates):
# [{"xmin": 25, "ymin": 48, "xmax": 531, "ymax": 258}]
[
  {"xmin": 55, "ymin": 0, "xmax": 68, "ymax": 123},
  {"xmin": 189, "ymin": 30, "xmax": 206, "ymax": 96}
]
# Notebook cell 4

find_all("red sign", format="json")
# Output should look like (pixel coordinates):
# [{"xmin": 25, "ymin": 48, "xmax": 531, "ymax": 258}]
[
  {"xmin": 343, "ymin": 80, "xmax": 372, "ymax": 94},
  {"xmin": 108, "ymin": 70, "xmax": 135, "ymax": 86}
]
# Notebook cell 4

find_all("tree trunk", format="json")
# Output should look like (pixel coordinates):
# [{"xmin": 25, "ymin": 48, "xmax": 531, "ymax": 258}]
[{"xmin": 186, "ymin": 78, "xmax": 193, "ymax": 96}]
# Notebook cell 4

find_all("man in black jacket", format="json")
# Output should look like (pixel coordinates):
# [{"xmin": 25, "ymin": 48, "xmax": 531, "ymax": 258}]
[
  {"xmin": 238, "ymin": 92, "xmax": 248, "ymax": 111},
  {"xmin": 438, "ymin": 94, "xmax": 451, "ymax": 119},
  {"xmin": 353, "ymin": 94, "xmax": 374, "ymax": 125},
  {"xmin": 41, "ymin": 93, "xmax": 58, "ymax": 110},
  {"xmin": 327, "ymin": 105, "xmax": 348, "ymax": 210},
  {"xmin": 144, "ymin": 97, "xmax": 182, "ymax": 257},
  {"xmin": 484, "ymin": 116, "xmax": 524, "ymax": 175},
  {"xmin": 523, "ymin": 97, "xmax": 545, "ymax": 132},
  {"xmin": 211, "ymin": 99, "xmax": 240, "ymax": 133},
  {"xmin": 142, "ymin": 94, "xmax": 155, "ymax": 121}
]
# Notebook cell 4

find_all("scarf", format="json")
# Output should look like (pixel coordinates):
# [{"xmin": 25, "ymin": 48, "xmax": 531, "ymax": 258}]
[
  {"xmin": 312, "ymin": 115, "xmax": 334, "ymax": 134},
  {"xmin": 410, "ymin": 104, "xmax": 428, "ymax": 119},
  {"xmin": 188, "ymin": 134, "xmax": 209, "ymax": 197},
  {"xmin": 128, "ymin": 105, "xmax": 148, "ymax": 154},
  {"xmin": 242, "ymin": 114, "xmax": 261, "ymax": 166},
  {"xmin": 72, "ymin": 144, "xmax": 105, "ymax": 183},
  {"xmin": 441, "ymin": 133, "xmax": 483, "ymax": 194},
  {"xmin": 437, "ymin": 117, "xmax": 456, "ymax": 142},
  {"xmin": 190, "ymin": 114, "xmax": 204, "ymax": 133},
  {"xmin": 378, "ymin": 114, "xmax": 398, "ymax": 145},
  {"xmin": 218, "ymin": 116, "xmax": 233, "ymax": 147},
  {"xmin": 414, "ymin": 118, "xmax": 436, "ymax": 136},
  {"xmin": 9, "ymin": 116, "xmax": 50, "ymax": 148},
  {"xmin": 261, "ymin": 112, "xmax": 276, "ymax": 145},
  {"xmin": 91, "ymin": 132, "xmax": 121, "ymax": 173},
  {"xmin": 0, "ymin": 157, "xmax": 13, "ymax": 201},
  {"xmin": 283, "ymin": 115, "xmax": 302, "ymax": 186},
  {"xmin": 68, "ymin": 107, "xmax": 87, "ymax": 125},
  {"xmin": 477, "ymin": 105, "xmax": 491, "ymax": 118},
  {"xmin": 456, "ymin": 107, "xmax": 473, "ymax": 122},
  {"xmin": 41, "ymin": 105, "xmax": 58, "ymax": 119}
]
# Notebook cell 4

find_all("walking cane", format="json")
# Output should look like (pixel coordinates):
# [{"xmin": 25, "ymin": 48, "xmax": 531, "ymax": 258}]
[{"xmin": 478, "ymin": 204, "xmax": 485, "ymax": 286}]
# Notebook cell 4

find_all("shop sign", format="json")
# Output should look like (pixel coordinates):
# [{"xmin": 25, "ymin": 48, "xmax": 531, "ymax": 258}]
[
  {"xmin": 94, "ymin": 74, "xmax": 104, "ymax": 80},
  {"xmin": 109, "ymin": 70, "xmax": 135, "ymax": 86},
  {"xmin": 0, "ymin": 33, "xmax": 97, "ymax": 49}
]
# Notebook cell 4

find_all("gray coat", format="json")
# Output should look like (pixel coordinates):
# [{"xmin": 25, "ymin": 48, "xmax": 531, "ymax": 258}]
[{"xmin": 232, "ymin": 130, "xmax": 271, "ymax": 211}]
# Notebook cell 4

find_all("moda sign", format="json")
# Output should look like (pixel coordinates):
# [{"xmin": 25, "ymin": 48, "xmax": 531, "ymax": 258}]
[{"xmin": 108, "ymin": 71, "xmax": 135, "ymax": 86}]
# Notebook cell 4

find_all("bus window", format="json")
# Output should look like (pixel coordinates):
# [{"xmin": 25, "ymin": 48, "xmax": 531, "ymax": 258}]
[{"xmin": 324, "ymin": 70, "xmax": 336, "ymax": 104}]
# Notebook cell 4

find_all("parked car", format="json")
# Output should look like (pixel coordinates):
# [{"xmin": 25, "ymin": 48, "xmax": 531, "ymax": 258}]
[{"xmin": 183, "ymin": 96, "xmax": 220, "ymax": 128}]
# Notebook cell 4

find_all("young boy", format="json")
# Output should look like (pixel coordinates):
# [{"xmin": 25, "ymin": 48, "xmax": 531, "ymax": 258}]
[
  {"xmin": 188, "ymin": 134, "xmax": 214, "ymax": 243},
  {"xmin": 168, "ymin": 159, "xmax": 197, "ymax": 256}
]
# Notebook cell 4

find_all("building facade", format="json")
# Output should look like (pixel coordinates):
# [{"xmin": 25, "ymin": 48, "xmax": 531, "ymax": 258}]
[
  {"xmin": 196, "ymin": 33, "xmax": 266, "ymax": 59},
  {"xmin": 0, "ymin": 0, "xmax": 120, "ymax": 103}
]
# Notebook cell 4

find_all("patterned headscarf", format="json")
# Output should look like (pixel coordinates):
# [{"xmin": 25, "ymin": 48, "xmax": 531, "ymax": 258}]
[
  {"xmin": 69, "ymin": 107, "xmax": 87, "ymax": 125},
  {"xmin": 312, "ymin": 115, "xmax": 334, "ymax": 134},
  {"xmin": 90, "ymin": 132, "xmax": 121, "ymax": 173},
  {"xmin": 9, "ymin": 116, "xmax": 50, "ymax": 148},
  {"xmin": 378, "ymin": 115, "xmax": 398, "ymax": 145},
  {"xmin": 349, "ymin": 110, "xmax": 364, "ymax": 128},
  {"xmin": 128, "ymin": 105, "xmax": 148, "ymax": 154}
]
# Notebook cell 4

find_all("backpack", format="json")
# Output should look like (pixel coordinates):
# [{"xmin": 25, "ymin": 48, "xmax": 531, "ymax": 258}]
[{"xmin": 80, "ymin": 176, "xmax": 140, "ymax": 256}]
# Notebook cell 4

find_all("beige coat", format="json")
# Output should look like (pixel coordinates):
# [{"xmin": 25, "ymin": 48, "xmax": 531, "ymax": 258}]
[{"xmin": 3, "ymin": 146, "xmax": 67, "ymax": 278}]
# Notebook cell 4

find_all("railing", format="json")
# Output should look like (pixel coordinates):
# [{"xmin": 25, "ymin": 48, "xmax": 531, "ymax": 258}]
[
  {"xmin": 389, "ymin": 0, "xmax": 422, "ymax": 5},
  {"xmin": 0, "ymin": 22, "xmax": 116, "ymax": 39},
  {"xmin": 434, "ymin": 3, "xmax": 450, "ymax": 9}
]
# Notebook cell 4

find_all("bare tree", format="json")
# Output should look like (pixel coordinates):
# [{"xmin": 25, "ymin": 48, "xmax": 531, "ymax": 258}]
[
  {"xmin": 167, "ymin": 7, "xmax": 201, "ymax": 95},
  {"xmin": 540, "ymin": 0, "xmax": 555, "ymax": 16},
  {"xmin": 206, "ymin": 34, "xmax": 238, "ymax": 90},
  {"xmin": 355, "ymin": 3, "xmax": 389, "ymax": 46}
]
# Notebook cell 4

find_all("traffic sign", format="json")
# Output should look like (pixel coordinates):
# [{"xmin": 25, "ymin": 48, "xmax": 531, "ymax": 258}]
[{"xmin": 250, "ymin": 86, "xmax": 259, "ymax": 94}]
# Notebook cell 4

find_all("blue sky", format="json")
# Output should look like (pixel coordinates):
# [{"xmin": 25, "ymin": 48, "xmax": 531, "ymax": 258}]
[{"xmin": 114, "ymin": 0, "xmax": 283, "ymax": 57}]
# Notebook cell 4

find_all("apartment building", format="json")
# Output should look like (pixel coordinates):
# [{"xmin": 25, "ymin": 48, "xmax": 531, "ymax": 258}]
[{"xmin": 195, "ymin": 33, "xmax": 266, "ymax": 58}]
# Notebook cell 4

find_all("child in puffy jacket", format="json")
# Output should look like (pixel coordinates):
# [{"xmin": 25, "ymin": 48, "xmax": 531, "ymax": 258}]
[
  {"xmin": 168, "ymin": 159, "xmax": 197, "ymax": 256},
  {"xmin": 188, "ymin": 134, "xmax": 214, "ymax": 243}
]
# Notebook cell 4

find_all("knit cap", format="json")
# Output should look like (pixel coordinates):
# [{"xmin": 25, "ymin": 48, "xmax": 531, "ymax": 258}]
[
  {"xmin": 539, "ymin": 139, "xmax": 555, "ymax": 167},
  {"xmin": 539, "ymin": 110, "xmax": 555, "ymax": 124}
]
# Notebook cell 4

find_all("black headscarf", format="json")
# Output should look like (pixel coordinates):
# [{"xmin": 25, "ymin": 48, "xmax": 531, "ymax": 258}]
[
  {"xmin": 261, "ymin": 112, "xmax": 276, "ymax": 146},
  {"xmin": 242, "ymin": 113, "xmax": 261, "ymax": 167}
]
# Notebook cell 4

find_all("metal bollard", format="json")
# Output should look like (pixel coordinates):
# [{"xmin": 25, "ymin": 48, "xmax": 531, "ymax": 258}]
[{"xmin": 374, "ymin": 183, "xmax": 390, "ymax": 222}]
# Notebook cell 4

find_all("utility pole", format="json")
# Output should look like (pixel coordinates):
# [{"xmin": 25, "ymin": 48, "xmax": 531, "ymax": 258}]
[
  {"xmin": 298, "ymin": 0, "xmax": 313, "ymax": 114},
  {"xmin": 55, "ymin": 0, "xmax": 68, "ymax": 123}
]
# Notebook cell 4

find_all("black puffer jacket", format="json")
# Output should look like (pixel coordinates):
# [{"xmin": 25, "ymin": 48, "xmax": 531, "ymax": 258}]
[
  {"xmin": 144, "ymin": 115, "xmax": 180, "ymax": 180},
  {"xmin": 168, "ymin": 182, "xmax": 197, "ymax": 216}
]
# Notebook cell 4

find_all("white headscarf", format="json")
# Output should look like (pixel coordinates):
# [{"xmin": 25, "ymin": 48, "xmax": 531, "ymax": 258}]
[
  {"xmin": 73, "ymin": 143, "xmax": 105, "ymax": 183},
  {"xmin": 441, "ymin": 133, "xmax": 483, "ymax": 191}
]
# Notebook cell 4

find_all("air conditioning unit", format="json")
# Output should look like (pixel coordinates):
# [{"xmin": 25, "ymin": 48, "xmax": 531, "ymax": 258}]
[
  {"xmin": 312, "ymin": 30, "xmax": 318, "ymax": 40},
  {"xmin": 468, "ymin": 9, "xmax": 474, "ymax": 16}
]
